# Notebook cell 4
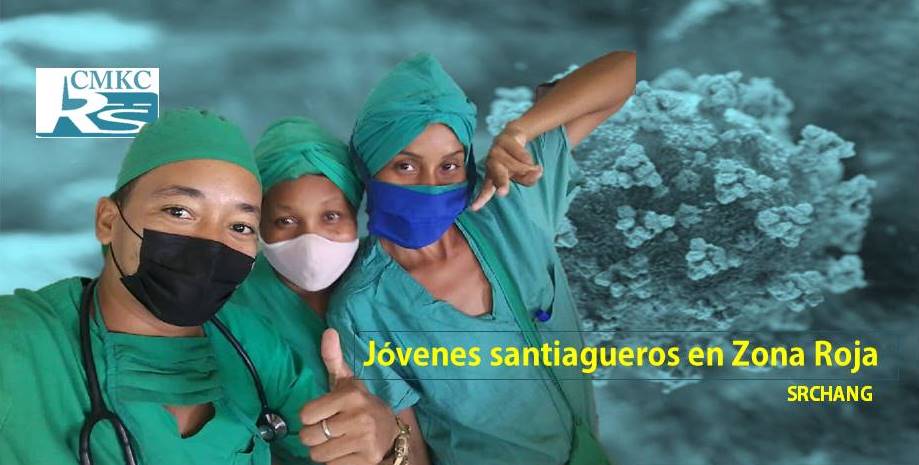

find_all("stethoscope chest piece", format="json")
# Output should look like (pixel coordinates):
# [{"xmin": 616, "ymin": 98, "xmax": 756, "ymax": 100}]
[{"xmin": 257, "ymin": 411, "xmax": 289, "ymax": 442}]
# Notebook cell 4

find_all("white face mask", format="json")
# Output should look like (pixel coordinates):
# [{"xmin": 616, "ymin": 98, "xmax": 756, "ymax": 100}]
[{"xmin": 260, "ymin": 233, "xmax": 359, "ymax": 292}]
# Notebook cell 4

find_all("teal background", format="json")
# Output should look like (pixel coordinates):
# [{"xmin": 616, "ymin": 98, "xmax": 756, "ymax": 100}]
[{"xmin": 1, "ymin": 1, "xmax": 916, "ymax": 464}]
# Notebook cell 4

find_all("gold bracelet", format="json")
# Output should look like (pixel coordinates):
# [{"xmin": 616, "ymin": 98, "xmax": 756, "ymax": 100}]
[{"xmin": 391, "ymin": 415, "xmax": 411, "ymax": 465}]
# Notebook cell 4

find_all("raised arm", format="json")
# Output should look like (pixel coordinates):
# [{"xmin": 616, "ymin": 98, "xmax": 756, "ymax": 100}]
[
  {"xmin": 471, "ymin": 50, "xmax": 636, "ymax": 210},
  {"xmin": 521, "ymin": 50, "xmax": 636, "ymax": 147}
]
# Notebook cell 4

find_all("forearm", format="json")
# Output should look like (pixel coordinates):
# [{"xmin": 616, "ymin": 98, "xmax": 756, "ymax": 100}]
[{"xmin": 511, "ymin": 50, "xmax": 636, "ymax": 140}]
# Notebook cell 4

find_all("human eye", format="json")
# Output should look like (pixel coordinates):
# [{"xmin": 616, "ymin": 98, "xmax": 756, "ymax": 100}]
[
  {"xmin": 230, "ymin": 223, "xmax": 256, "ymax": 235},
  {"xmin": 323, "ymin": 211, "xmax": 342, "ymax": 223},
  {"xmin": 394, "ymin": 160, "xmax": 416, "ymax": 172},
  {"xmin": 274, "ymin": 216, "xmax": 297, "ymax": 228},
  {"xmin": 162, "ymin": 206, "xmax": 193, "ymax": 220}
]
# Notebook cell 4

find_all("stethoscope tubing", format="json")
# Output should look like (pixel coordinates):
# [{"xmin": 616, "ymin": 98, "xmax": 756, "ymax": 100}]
[{"xmin": 77, "ymin": 277, "xmax": 286, "ymax": 465}]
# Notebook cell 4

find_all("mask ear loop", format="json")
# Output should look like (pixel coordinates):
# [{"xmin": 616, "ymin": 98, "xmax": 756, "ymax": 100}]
[
  {"xmin": 115, "ymin": 202, "xmax": 143, "ymax": 239},
  {"xmin": 108, "ymin": 201, "xmax": 143, "ymax": 279}
]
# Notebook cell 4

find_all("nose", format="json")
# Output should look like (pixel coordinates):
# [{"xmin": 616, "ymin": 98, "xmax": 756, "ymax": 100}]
[
  {"xmin": 196, "ymin": 214, "xmax": 228, "ymax": 244},
  {"xmin": 300, "ymin": 216, "xmax": 321, "ymax": 236},
  {"xmin": 418, "ymin": 168, "xmax": 439, "ymax": 186}
]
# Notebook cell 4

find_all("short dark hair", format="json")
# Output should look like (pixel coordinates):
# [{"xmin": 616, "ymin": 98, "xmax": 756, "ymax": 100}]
[{"xmin": 109, "ymin": 178, "xmax": 137, "ymax": 207}]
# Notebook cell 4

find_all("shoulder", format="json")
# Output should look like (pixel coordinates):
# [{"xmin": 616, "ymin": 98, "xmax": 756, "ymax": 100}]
[
  {"xmin": 227, "ymin": 253, "xmax": 276, "ymax": 308},
  {"xmin": 529, "ymin": 124, "xmax": 572, "ymax": 159},
  {"xmin": 475, "ymin": 125, "xmax": 579, "ymax": 236},
  {"xmin": 217, "ymin": 295, "xmax": 282, "ymax": 343},
  {"xmin": 328, "ymin": 237, "xmax": 414, "ymax": 332},
  {"xmin": 219, "ymin": 255, "xmax": 290, "ymax": 341},
  {"xmin": 0, "ymin": 278, "xmax": 84, "ymax": 418},
  {"xmin": 328, "ymin": 239, "xmax": 383, "ymax": 311},
  {"xmin": 0, "ymin": 277, "xmax": 84, "ymax": 339},
  {"xmin": 467, "ymin": 177, "xmax": 555, "ymax": 244},
  {"xmin": 226, "ymin": 254, "xmax": 307, "ymax": 333},
  {"xmin": 215, "ymin": 295, "xmax": 304, "ymax": 385}
]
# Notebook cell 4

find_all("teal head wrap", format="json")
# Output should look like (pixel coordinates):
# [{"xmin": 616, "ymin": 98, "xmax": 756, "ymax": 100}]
[
  {"xmin": 115, "ymin": 108, "xmax": 259, "ymax": 192},
  {"xmin": 351, "ymin": 52, "xmax": 478, "ymax": 176},
  {"xmin": 254, "ymin": 117, "xmax": 363, "ymax": 209}
]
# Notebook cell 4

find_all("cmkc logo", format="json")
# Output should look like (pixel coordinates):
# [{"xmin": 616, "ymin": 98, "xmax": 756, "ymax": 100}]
[{"xmin": 35, "ymin": 68, "xmax": 159, "ymax": 138}]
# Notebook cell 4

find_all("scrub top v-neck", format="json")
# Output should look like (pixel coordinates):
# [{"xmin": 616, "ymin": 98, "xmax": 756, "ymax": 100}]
[
  {"xmin": 0, "ymin": 277, "xmax": 323, "ymax": 465},
  {"xmin": 87, "ymin": 290, "xmax": 268, "ymax": 464}
]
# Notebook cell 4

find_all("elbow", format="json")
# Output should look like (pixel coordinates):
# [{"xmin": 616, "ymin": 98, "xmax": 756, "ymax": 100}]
[
  {"xmin": 607, "ymin": 50, "xmax": 637, "ymax": 99},
  {"xmin": 610, "ymin": 49, "xmax": 637, "ymax": 66},
  {"xmin": 605, "ymin": 50, "xmax": 637, "ymax": 86},
  {"xmin": 620, "ymin": 51, "xmax": 637, "ymax": 89},
  {"xmin": 616, "ymin": 49, "xmax": 637, "ymax": 61}
]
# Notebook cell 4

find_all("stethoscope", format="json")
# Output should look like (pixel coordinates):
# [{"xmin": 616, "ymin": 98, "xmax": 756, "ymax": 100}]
[{"xmin": 77, "ymin": 278, "xmax": 288, "ymax": 465}]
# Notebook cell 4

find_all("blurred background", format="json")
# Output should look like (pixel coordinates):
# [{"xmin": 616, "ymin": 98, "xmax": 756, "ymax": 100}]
[{"xmin": 1, "ymin": 1, "xmax": 917, "ymax": 464}]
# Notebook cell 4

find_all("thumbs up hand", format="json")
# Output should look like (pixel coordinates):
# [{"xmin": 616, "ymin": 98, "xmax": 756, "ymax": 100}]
[
  {"xmin": 321, "ymin": 327, "xmax": 355, "ymax": 386},
  {"xmin": 299, "ymin": 329, "xmax": 400, "ymax": 465}
]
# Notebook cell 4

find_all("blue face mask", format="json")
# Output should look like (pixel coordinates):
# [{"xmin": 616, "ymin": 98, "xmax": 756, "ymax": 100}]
[{"xmin": 366, "ymin": 178, "xmax": 469, "ymax": 249}]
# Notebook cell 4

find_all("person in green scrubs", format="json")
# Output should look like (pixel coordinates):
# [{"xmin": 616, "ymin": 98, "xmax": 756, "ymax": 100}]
[
  {"xmin": 227, "ymin": 116, "xmax": 429, "ymax": 465},
  {"xmin": 0, "ymin": 109, "xmax": 401, "ymax": 465},
  {"xmin": 327, "ymin": 51, "xmax": 636, "ymax": 465}
]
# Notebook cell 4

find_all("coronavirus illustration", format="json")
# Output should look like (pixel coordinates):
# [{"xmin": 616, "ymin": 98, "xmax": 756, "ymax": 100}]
[{"xmin": 487, "ymin": 68, "xmax": 875, "ymax": 390}]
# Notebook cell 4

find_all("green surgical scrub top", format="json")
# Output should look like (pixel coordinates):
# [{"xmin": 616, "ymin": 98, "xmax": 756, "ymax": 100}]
[
  {"xmin": 327, "ymin": 126, "xmax": 598, "ymax": 465},
  {"xmin": 227, "ymin": 255, "xmax": 331, "ymax": 462},
  {"xmin": 0, "ymin": 277, "xmax": 322, "ymax": 465},
  {"xmin": 229, "ymin": 253, "xmax": 328, "ymax": 389}
]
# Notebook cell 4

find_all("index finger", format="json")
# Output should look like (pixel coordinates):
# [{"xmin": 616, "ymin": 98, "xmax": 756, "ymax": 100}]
[
  {"xmin": 299, "ymin": 387, "xmax": 355, "ymax": 425},
  {"xmin": 470, "ymin": 178, "xmax": 497, "ymax": 211},
  {"xmin": 502, "ymin": 135, "xmax": 534, "ymax": 166}
]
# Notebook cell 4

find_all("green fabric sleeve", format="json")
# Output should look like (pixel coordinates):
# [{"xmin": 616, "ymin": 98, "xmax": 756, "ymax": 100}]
[
  {"xmin": 327, "ymin": 302, "xmax": 421, "ymax": 413},
  {"xmin": 216, "ymin": 305, "xmax": 323, "ymax": 464},
  {"xmin": 513, "ymin": 125, "xmax": 581, "ymax": 236},
  {"xmin": 268, "ymin": 348, "xmax": 324, "ymax": 465},
  {"xmin": 0, "ymin": 285, "xmax": 82, "ymax": 464}
]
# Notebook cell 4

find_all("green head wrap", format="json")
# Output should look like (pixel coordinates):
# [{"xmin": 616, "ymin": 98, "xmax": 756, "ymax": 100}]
[
  {"xmin": 114, "ymin": 108, "xmax": 259, "ymax": 192},
  {"xmin": 351, "ymin": 52, "xmax": 477, "ymax": 176},
  {"xmin": 254, "ymin": 117, "xmax": 363, "ymax": 209}
]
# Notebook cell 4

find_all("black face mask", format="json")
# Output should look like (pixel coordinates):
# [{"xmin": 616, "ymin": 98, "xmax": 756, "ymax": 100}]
[{"xmin": 110, "ymin": 206, "xmax": 255, "ymax": 327}]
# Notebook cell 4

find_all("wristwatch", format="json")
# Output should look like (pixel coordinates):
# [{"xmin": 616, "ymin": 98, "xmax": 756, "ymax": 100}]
[{"xmin": 388, "ymin": 415, "xmax": 411, "ymax": 465}]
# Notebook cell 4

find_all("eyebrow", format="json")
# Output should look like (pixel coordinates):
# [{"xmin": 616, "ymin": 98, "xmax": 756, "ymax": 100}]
[
  {"xmin": 273, "ymin": 194, "xmax": 345, "ymax": 212},
  {"xmin": 153, "ymin": 184, "xmax": 259, "ymax": 215},
  {"xmin": 151, "ymin": 184, "xmax": 205, "ymax": 199},
  {"xmin": 237, "ymin": 202, "xmax": 260, "ymax": 215},
  {"xmin": 397, "ymin": 149, "xmax": 464, "ymax": 160}
]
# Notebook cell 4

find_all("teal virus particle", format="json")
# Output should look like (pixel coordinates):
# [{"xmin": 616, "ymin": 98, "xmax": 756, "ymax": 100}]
[{"xmin": 487, "ymin": 68, "xmax": 875, "ymax": 391}]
